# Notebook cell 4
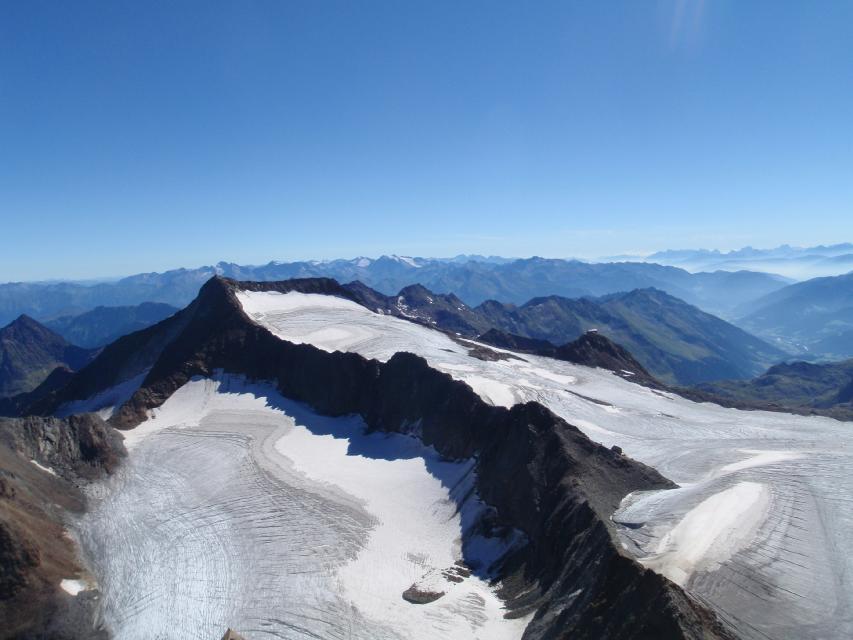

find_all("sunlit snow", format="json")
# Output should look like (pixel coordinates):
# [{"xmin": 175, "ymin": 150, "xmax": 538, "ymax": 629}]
[
  {"xmin": 237, "ymin": 289, "xmax": 853, "ymax": 640},
  {"xmin": 77, "ymin": 376, "xmax": 529, "ymax": 640}
]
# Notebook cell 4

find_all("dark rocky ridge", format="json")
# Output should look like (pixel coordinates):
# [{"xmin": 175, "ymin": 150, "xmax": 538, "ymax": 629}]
[
  {"xmin": 38, "ymin": 276, "xmax": 735, "ymax": 639},
  {"xmin": 28, "ymin": 301, "xmax": 195, "ymax": 415},
  {"xmin": 477, "ymin": 328, "xmax": 661, "ymax": 387},
  {"xmin": 0, "ymin": 413, "xmax": 125, "ymax": 639}
]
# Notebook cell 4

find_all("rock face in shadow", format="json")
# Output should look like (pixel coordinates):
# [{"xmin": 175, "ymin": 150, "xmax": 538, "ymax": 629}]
[
  {"xmin": 39, "ymin": 277, "xmax": 736, "ymax": 640},
  {"xmin": 0, "ymin": 413, "xmax": 125, "ymax": 639},
  {"xmin": 476, "ymin": 328, "xmax": 661, "ymax": 388}
]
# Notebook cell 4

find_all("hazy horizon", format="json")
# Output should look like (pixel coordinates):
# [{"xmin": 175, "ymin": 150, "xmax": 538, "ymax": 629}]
[{"xmin": 4, "ymin": 241, "xmax": 853, "ymax": 284}]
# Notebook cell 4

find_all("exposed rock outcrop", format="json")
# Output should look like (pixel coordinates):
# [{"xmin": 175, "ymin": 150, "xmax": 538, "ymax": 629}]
[
  {"xmin": 0, "ymin": 413, "xmax": 125, "ymax": 639},
  {"xmin": 476, "ymin": 328, "xmax": 660, "ymax": 387}
]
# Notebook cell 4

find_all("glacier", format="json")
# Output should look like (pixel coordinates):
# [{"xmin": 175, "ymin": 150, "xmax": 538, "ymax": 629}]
[
  {"xmin": 233, "ymin": 289, "xmax": 853, "ymax": 640},
  {"xmin": 76, "ymin": 375, "xmax": 530, "ymax": 639}
]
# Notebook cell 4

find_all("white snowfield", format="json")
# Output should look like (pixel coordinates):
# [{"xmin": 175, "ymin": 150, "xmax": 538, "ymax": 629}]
[
  {"xmin": 237, "ymin": 289, "xmax": 853, "ymax": 640},
  {"xmin": 60, "ymin": 577, "xmax": 93, "ymax": 596},
  {"xmin": 78, "ymin": 376, "xmax": 529, "ymax": 640},
  {"xmin": 57, "ymin": 371, "xmax": 148, "ymax": 420}
]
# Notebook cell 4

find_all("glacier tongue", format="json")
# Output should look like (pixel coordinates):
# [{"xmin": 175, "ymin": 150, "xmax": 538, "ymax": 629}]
[
  {"xmin": 236, "ymin": 289, "xmax": 853, "ymax": 640},
  {"xmin": 78, "ymin": 375, "xmax": 528, "ymax": 640}
]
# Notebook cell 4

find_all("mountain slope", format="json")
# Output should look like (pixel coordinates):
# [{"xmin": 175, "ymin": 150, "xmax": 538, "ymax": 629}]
[
  {"xmin": 0, "ymin": 316, "xmax": 97, "ymax": 397},
  {"xmin": 360, "ymin": 284, "xmax": 785, "ymax": 385},
  {"xmin": 594, "ymin": 289, "xmax": 786, "ymax": 384},
  {"xmin": 46, "ymin": 302, "xmax": 178, "ymax": 348},
  {"xmin": 737, "ymin": 272, "xmax": 853, "ymax": 357},
  {"xmin": 694, "ymin": 359, "xmax": 853, "ymax": 420}
]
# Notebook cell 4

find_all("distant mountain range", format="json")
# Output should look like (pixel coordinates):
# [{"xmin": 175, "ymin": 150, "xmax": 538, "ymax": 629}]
[
  {"xmin": 0, "ymin": 267, "xmax": 787, "ymax": 389},
  {"xmin": 6, "ymin": 275, "xmax": 848, "ymax": 423},
  {"xmin": 361, "ymin": 284, "xmax": 785, "ymax": 385},
  {"xmin": 695, "ymin": 359, "xmax": 853, "ymax": 421},
  {"xmin": 0, "ymin": 315, "xmax": 97, "ymax": 398},
  {"xmin": 0, "ymin": 256, "xmax": 790, "ymax": 325},
  {"xmin": 45, "ymin": 302, "xmax": 178, "ymax": 348},
  {"xmin": 736, "ymin": 271, "xmax": 853, "ymax": 359},
  {"xmin": 647, "ymin": 243, "xmax": 853, "ymax": 280}
]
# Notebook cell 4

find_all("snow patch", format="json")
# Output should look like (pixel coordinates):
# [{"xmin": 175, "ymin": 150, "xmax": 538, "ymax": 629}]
[
  {"xmin": 30, "ymin": 459, "xmax": 57, "ymax": 476},
  {"xmin": 642, "ymin": 482, "xmax": 770, "ymax": 586},
  {"xmin": 523, "ymin": 367, "xmax": 576, "ymax": 385},
  {"xmin": 393, "ymin": 255, "xmax": 422, "ymax": 268},
  {"xmin": 719, "ymin": 450, "xmax": 803, "ymax": 474},
  {"xmin": 60, "ymin": 578, "xmax": 93, "ymax": 596},
  {"xmin": 458, "ymin": 375, "xmax": 516, "ymax": 408},
  {"xmin": 275, "ymin": 412, "xmax": 525, "ymax": 638},
  {"xmin": 122, "ymin": 377, "xmax": 222, "ymax": 450}
]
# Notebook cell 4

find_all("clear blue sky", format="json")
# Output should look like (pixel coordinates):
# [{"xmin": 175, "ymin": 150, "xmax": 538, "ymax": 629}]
[{"xmin": 1, "ymin": 1, "xmax": 852, "ymax": 280}]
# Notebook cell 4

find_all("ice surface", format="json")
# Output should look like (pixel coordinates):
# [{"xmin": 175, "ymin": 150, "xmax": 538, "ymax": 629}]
[
  {"xmin": 719, "ymin": 450, "xmax": 803, "ymax": 475},
  {"xmin": 642, "ymin": 482, "xmax": 771, "ymax": 586},
  {"xmin": 30, "ymin": 459, "xmax": 57, "ymax": 476},
  {"xmin": 77, "ymin": 376, "xmax": 528, "ymax": 640},
  {"xmin": 237, "ymin": 289, "xmax": 853, "ymax": 640}
]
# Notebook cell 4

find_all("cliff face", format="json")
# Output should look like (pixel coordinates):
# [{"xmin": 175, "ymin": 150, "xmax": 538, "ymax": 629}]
[
  {"xmin": 0, "ymin": 414, "xmax": 124, "ymax": 480},
  {"xmin": 42, "ymin": 277, "xmax": 735, "ymax": 639},
  {"xmin": 0, "ymin": 413, "xmax": 125, "ymax": 639}
]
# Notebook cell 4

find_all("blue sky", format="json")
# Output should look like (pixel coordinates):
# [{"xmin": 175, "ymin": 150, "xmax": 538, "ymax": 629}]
[{"xmin": 1, "ymin": 1, "xmax": 852, "ymax": 280}]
